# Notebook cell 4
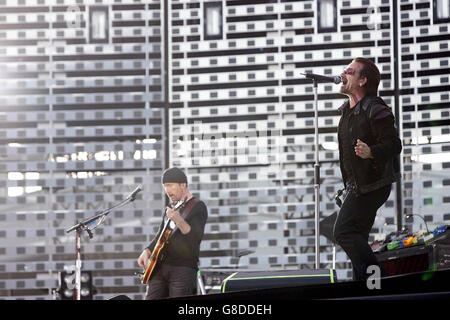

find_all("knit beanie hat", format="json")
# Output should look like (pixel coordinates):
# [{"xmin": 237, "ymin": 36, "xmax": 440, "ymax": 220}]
[{"xmin": 162, "ymin": 167, "xmax": 187, "ymax": 184}]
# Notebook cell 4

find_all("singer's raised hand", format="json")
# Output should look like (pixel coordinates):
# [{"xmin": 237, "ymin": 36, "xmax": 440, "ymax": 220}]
[{"xmin": 354, "ymin": 139, "xmax": 373, "ymax": 159}]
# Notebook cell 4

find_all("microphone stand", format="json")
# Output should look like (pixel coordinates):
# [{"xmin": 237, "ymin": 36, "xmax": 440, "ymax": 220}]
[
  {"xmin": 301, "ymin": 73, "xmax": 341, "ymax": 269},
  {"xmin": 301, "ymin": 75, "xmax": 321, "ymax": 269},
  {"xmin": 406, "ymin": 214, "xmax": 430, "ymax": 234},
  {"xmin": 312, "ymin": 78, "xmax": 321, "ymax": 270},
  {"xmin": 65, "ymin": 186, "xmax": 142, "ymax": 300}
]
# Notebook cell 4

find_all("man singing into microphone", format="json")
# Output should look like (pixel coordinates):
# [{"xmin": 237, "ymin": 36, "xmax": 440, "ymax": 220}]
[
  {"xmin": 333, "ymin": 57, "xmax": 402, "ymax": 280},
  {"xmin": 137, "ymin": 167, "xmax": 208, "ymax": 299}
]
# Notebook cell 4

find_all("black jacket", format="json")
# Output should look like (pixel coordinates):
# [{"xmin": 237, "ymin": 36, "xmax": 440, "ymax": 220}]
[{"xmin": 337, "ymin": 95, "xmax": 402, "ymax": 194}]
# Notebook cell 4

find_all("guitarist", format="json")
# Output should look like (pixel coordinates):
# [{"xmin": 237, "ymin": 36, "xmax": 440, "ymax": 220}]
[{"xmin": 137, "ymin": 167, "xmax": 208, "ymax": 299}]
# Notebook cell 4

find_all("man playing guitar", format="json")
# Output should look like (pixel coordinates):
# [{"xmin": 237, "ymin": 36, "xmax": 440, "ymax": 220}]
[{"xmin": 137, "ymin": 167, "xmax": 208, "ymax": 299}]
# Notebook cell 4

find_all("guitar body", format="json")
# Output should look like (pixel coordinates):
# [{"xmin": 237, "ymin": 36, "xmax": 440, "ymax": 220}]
[
  {"xmin": 141, "ymin": 228, "xmax": 172, "ymax": 284},
  {"xmin": 141, "ymin": 200, "xmax": 185, "ymax": 285}
]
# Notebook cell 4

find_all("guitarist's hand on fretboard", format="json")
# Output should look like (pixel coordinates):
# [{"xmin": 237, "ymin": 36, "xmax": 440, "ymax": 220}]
[
  {"xmin": 166, "ymin": 206, "xmax": 192, "ymax": 234},
  {"xmin": 166, "ymin": 206, "xmax": 182, "ymax": 224}
]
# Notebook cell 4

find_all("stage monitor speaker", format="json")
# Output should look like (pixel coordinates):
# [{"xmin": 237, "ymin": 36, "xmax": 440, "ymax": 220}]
[
  {"xmin": 221, "ymin": 269, "xmax": 336, "ymax": 293},
  {"xmin": 379, "ymin": 252, "xmax": 430, "ymax": 276},
  {"xmin": 376, "ymin": 244, "xmax": 450, "ymax": 276}
]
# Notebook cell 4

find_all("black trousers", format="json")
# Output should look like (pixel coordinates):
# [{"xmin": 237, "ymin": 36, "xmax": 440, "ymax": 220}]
[
  {"xmin": 333, "ymin": 184, "xmax": 392, "ymax": 281},
  {"xmin": 144, "ymin": 264, "xmax": 197, "ymax": 300}
]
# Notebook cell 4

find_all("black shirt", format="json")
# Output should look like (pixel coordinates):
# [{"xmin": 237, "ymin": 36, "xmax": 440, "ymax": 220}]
[
  {"xmin": 339, "ymin": 104, "xmax": 356, "ymax": 185},
  {"xmin": 147, "ymin": 198, "xmax": 208, "ymax": 269}
]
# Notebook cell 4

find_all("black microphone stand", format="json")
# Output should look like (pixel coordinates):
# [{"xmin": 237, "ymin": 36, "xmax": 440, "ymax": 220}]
[
  {"xmin": 302, "ymin": 73, "xmax": 323, "ymax": 269},
  {"xmin": 65, "ymin": 185, "xmax": 142, "ymax": 300},
  {"xmin": 312, "ymin": 78, "xmax": 321, "ymax": 270},
  {"xmin": 299, "ymin": 74, "xmax": 321, "ymax": 269},
  {"xmin": 301, "ymin": 73, "xmax": 341, "ymax": 269}
]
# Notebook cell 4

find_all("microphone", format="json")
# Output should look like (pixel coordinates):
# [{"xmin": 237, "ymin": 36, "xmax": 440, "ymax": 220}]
[
  {"xmin": 127, "ymin": 185, "xmax": 142, "ymax": 201},
  {"xmin": 301, "ymin": 72, "xmax": 342, "ymax": 84}
]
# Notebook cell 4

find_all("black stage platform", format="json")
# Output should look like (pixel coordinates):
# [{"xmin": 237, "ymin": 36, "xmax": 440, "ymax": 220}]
[
  {"xmin": 98, "ymin": 269, "xmax": 450, "ymax": 320},
  {"xmin": 170, "ymin": 267, "xmax": 450, "ymax": 301}
]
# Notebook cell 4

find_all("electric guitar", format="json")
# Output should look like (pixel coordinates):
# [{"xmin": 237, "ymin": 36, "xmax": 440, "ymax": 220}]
[{"xmin": 141, "ymin": 199, "xmax": 186, "ymax": 284}]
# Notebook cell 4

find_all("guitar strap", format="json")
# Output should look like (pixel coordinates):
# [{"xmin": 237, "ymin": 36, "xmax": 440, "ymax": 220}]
[{"xmin": 168, "ymin": 197, "xmax": 200, "ymax": 239}]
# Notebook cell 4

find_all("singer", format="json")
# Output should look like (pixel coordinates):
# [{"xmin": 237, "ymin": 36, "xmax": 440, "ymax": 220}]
[
  {"xmin": 137, "ymin": 167, "xmax": 208, "ymax": 299},
  {"xmin": 333, "ymin": 57, "xmax": 402, "ymax": 281}
]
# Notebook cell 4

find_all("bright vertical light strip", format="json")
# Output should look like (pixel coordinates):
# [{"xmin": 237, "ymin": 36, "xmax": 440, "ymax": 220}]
[
  {"xmin": 437, "ymin": 0, "xmax": 450, "ymax": 18},
  {"xmin": 92, "ymin": 11, "xmax": 106, "ymax": 40},
  {"xmin": 206, "ymin": 6, "xmax": 220, "ymax": 36},
  {"xmin": 320, "ymin": 0, "xmax": 334, "ymax": 28}
]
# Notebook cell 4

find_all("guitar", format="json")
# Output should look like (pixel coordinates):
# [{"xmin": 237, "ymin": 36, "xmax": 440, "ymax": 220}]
[{"xmin": 140, "ymin": 199, "xmax": 186, "ymax": 284}]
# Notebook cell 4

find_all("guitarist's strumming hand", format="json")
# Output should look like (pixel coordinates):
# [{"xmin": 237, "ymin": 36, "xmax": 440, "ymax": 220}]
[
  {"xmin": 137, "ymin": 248, "xmax": 151, "ymax": 269},
  {"xmin": 166, "ymin": 206, "xmax": 191, "ymax": 235}
]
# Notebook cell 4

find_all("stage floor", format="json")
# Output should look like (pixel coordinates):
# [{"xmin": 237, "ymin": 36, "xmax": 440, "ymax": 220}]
[{"xmin": 171, "ymin": 268, "xmax": 450, "ymax": 301}]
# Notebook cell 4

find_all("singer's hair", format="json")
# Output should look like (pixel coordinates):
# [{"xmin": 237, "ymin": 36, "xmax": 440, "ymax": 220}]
[{"xmin": 354, "ymin": 57, "xmax": 380, "ymax": 96}]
